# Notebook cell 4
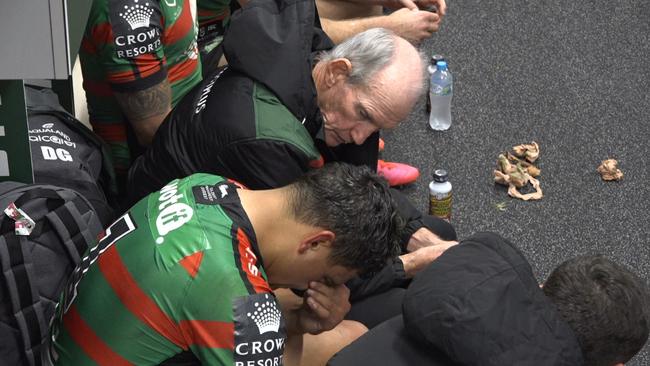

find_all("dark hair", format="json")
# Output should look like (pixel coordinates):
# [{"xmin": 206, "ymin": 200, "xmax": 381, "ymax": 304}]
[
  {"xmin": 543, "ymin": 255, "xmax": 650, "ymax": 366},
  {"xmin": 289, "ymin": 163, "xmax": 402, "ymax": 275}
]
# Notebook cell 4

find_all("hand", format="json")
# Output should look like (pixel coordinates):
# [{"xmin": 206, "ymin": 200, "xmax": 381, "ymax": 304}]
[
  {"xmin": 386, "ymin": 0, "xmax": 447, "ymax": 16},
  {"xmin": 386, "ymin": 8, "xmax": 441, "ymax": 44},
  {"xmin": 400, "ymin": 240, "xmax": 458, "ymax": 278},
  {"xmin": 299, "ymin": 282, "xmax": 351, "ymax": 335},
  {"xmin": 407, "ymin": 227, "xmax": 451, "ymax": 252},
  {"xmin": 414, "ymin": 0, "xmax": 446, "ymax": 16}
]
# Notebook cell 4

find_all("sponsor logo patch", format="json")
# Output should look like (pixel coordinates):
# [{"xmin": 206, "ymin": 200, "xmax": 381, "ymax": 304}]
[
  {"xmin": 192, "ymin": 182, "xmax": 239, "ymax": 205},
  {"xmin": 155, "ymin": 179, "xmax": 193, "ymax": 244},
  {"xmin": 110, "ymin": 0, "xmax": 162, "ymax": 58},
  {"xmin": 233, "ymin": 293, "xmax": 286, "ymax": 366},
  {"xmin": 119, "ymin": 0, "xmax": 154, "ymax": 30}
]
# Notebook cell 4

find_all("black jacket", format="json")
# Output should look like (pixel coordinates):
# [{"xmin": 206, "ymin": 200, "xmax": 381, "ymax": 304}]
[
  {"xmin": 127, "ymin": 0, "xmax": 333, "ymax": 204},
  {"xmin": 329, "ymin": 232, "xmax": 585, "ymax": 366}
]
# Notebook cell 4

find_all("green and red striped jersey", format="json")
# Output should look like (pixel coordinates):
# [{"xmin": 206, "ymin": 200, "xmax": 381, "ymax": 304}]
[
  {"xmin": 50, "ymin": 173, "xmax": 286, "ymax": 365},
  {"xmin": 80, "ymin": 0, "xmax": 202, "ymax": 176},
  {"xmin": 196, "ymin": 0, "xmax": 231, "ymax": 53}
]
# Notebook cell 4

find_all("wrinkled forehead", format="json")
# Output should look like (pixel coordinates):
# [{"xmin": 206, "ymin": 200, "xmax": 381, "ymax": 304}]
[{"xmin": 355, "ymin": 80, "xmax": 417, "ymax": 129}]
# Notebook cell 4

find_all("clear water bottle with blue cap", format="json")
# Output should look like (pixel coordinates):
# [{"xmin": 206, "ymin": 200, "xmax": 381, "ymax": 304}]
[{"xmin": 428, "ymin": 60, "xmax": 453, "ymax": 131}]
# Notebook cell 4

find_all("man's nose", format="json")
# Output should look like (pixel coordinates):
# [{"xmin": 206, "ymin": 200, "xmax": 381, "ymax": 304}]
[{"xmin": 350, "ymin": 123, "xmax": 378, "ymax": 145}]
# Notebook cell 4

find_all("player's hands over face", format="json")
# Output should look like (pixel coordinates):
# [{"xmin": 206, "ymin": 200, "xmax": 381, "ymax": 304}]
[{"xmin": 298, "ymin": 281, "xmax": 351, "ymax": 335}]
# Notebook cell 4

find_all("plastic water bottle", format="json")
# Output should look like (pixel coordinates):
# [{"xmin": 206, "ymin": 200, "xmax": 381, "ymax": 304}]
[
  {"xmin": 429, "ymin": 60, "xmax": 453, "ymax": 131},
  {"xmin": 428, "ymin": 169, "xmax": 452, "ymax": 221},
  {"xmin": 425, "ymin": 54, "xmax": 444, "ymax": 113}
]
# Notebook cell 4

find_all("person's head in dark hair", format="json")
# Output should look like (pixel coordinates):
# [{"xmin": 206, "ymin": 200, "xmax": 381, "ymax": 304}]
[
  {"xmin": 236, "ymin": 162, "xmax": 401, "ymax": 292},
  {"xmin": 543, "ymin": 255, "xmax": 650, "ymax": 366},
  {"xmin": 289, "ymin": 163, "xmax": 402, "ymax": 276}
]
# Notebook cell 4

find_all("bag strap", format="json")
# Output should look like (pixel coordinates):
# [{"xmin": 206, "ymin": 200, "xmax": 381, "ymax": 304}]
[
  {"xmin": 45, "ymin": 200, "xmax": 96, "ymax": 265},
  {"xmin": 0, "ymin": 234, "xmax": 47, "ymax": 366}
]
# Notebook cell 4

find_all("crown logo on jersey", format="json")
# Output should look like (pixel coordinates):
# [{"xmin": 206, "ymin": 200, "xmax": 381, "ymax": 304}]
[
  {"xmin": 247, "ymin": 294, "xmax": 281, "ymax": 334},
  {"xmin": 119, "ymin": 0, "xmax": 154, "ymax": 30}
]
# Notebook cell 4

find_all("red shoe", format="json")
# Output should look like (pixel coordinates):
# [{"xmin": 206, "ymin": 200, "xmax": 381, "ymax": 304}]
[
  {"xmin": 378, "ymin": 138, "xmax": 385, "ymax": 152},
  {"xmin": 377, "ymin": 160, "xmax": 420, "ymax": 186}
]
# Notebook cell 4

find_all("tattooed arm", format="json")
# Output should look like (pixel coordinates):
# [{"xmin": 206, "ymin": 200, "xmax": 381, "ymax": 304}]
[{"xmin": 114, "ymin": 80, "xmax": 172, "ymax": 146}]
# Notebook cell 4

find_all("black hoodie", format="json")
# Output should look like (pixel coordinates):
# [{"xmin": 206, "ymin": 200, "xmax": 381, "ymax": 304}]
[{"xmin": 329, "ymin": 232, "xmax": 585, "ymax": 366}]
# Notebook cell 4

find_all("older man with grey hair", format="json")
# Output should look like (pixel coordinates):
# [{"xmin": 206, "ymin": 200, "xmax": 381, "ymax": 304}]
[
  {"xmin": 313, "ymin": 28, "xmax": 424, "ymax": 147},
  {"xmin": 127, "ymin": 0, "xmax": 457, "ymax": 342},
  {"xmin": 129, "ymin": 28, "xmax": 426, "ymax": 201}
]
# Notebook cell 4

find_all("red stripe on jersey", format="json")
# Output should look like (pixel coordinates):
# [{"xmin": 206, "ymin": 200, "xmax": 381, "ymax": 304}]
[
  {"xmin": 90, "ymin": 22, "xmax": 114, "ymax": 45},
  {"xmin": 198, "ymin": 8, "xmax": 230, "ymax": 22},
  {"xmin": 98, "ymin": 246, "xmax": 188, "ymax": 349},
  {"xmin": 308, "ymin": 155, "xmax": 325, "ymax": 168},
  {"xmin": 83, "ymin": 79, "xmax": 112, "ymax": 97},
  {"xmin": 108, "ymin": 68, "xmax": 137, "ymax": 84},
  {"xmin": 91, "ymin": 123, "xmax": 127, "ymax": 143},
  {"xmin": 63, "ymin": 305, "xmax": 134, "ymax": 366},
  {"xmin": 179, "ymin": 320, "xmax": 234, "ymax": 349},
  {"xmin": 134, "ymin": 53, "xmax": 164, "ymax": 79},
  {"xmin": 227, "ymin": 179, "xmax": 248, "ymax": 190},
  {"xmin": 164, "ymin": 0, "xmax": 193, "ymax": 45},
  {"xmin": 168, "ymin": 58, "xmax": 198, "ymax": 83},
  {"xmin": 197, "ymin": 9, "xmax": 220, "ymax": 17},
  {"xmin": 80, "ymin": 37, "xmax": 97, "ymax": 55},
  {"xmin": 237, "ymin": 228, "xmax": 271, "ymax": 293},
  {"xmin": 179, "ymin": 251, "xmax": 204, "ymax": 278}
]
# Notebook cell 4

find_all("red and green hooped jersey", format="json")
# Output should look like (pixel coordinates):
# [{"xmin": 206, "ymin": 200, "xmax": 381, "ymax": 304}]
[
  {"xmin": 196, "ymin": 0, "xmax": 232, "ymax": 52},
  {"xmin": 80, "ymin": 0, "xmax": 202, "ymax": 176},
  {"xmin": 50, "ymin": 173, "xmax": 286, "ymax": 365}
]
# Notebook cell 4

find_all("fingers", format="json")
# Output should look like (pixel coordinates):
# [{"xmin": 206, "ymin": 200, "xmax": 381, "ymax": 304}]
[
  {"xmin": 399, "ymin": 0, "xmax": 419, "ymax": 11},
  {"xmin": 305, "ymin": 294, "xmax": 331, "ymax": 321},
  {"xmin": 306, "ymin": 282, "xmax": 350, "ymax": 315},
  {"xmin": 418, "ymin": 11, "xmax": 441, "ymax": 35},
  {"xmin": 302, "ymin": 282, "xmax": 351, "ymax": 333},
  {"xmin": 435, "ymin": 0, "xmax": 447, "ymax": 16}
]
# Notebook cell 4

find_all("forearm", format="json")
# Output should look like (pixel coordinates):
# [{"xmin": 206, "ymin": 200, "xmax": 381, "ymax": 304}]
[
  {"xmin": 274, "ymin": 289, "xmax": 305, "ymax": 336},
  {"xmin": 321, "ymin": 15, "xmax": 395, "ymax": 44},
  {"xmin": 114, "ymin": 80, "xmax": 172, "ymax": 146},
  {"xmin": 282, "ymin": 333, "xmax": 304, "ymax": 366}
]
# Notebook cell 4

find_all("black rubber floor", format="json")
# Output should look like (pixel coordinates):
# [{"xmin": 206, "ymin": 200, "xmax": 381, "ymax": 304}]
[{"xmin": 383, "ymin": 1, "xmax": 650, "ymax": 363}]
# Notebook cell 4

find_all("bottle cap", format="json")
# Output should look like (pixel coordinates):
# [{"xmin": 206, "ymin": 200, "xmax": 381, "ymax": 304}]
[
  {"xmin": 433, "ymin": 169, "xmax": 448, "ymax": 183},
  {"xmin": 436, "ymin": 60, "xmax": 448, "ymax": 71},
  {"xmin": 431, "ymin": 54, "xmax": 444, "ymax": 64}
]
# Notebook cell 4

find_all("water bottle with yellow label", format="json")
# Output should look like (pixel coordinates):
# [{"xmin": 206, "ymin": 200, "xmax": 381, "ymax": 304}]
[{"xmin": 429, "ymin": 169, "xmax": 452, "ymax": 221}]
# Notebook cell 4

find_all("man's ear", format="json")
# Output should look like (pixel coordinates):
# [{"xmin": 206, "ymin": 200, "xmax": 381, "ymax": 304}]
[
  {"xmin": 297, "ymin": 230, "xmax": 336, "ymax": 254},
  {"xmin": 325, "ymin": 58, "xmax": 352, "ymax": 87}
]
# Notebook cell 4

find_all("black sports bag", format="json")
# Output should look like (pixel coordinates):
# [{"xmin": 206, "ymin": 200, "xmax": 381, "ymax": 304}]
[
  {"xmin": 26, "ymin": 85, "xmax": 117, "ymax": 227},
  {"xmin": 0, "ymin": 182, "xmax": 103, "ymax": 366}
]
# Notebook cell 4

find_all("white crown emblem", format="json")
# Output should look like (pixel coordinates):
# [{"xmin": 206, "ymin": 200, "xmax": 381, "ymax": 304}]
[
  {"xmin": 247, "ymin": 294, "xmax": 281, "ymax": 334},
  {"xmin": 119, "ymin": 0, "xmax": 154, "ymax": 30}
]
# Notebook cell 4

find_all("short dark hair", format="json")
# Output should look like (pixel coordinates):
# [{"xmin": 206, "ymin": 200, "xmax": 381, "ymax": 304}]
[
  {"xmin": 289, "ymin": 163, "xmax": 402, "ymax": 275},
  {"xmin": 543, "ymin": 255, "xmax": 650, "ymax": 366}
]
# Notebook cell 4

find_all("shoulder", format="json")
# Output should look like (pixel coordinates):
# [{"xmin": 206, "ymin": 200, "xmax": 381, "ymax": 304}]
[{"xmin": 252, "ymin": 82, "xmax": 319, "ymax": 158}]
